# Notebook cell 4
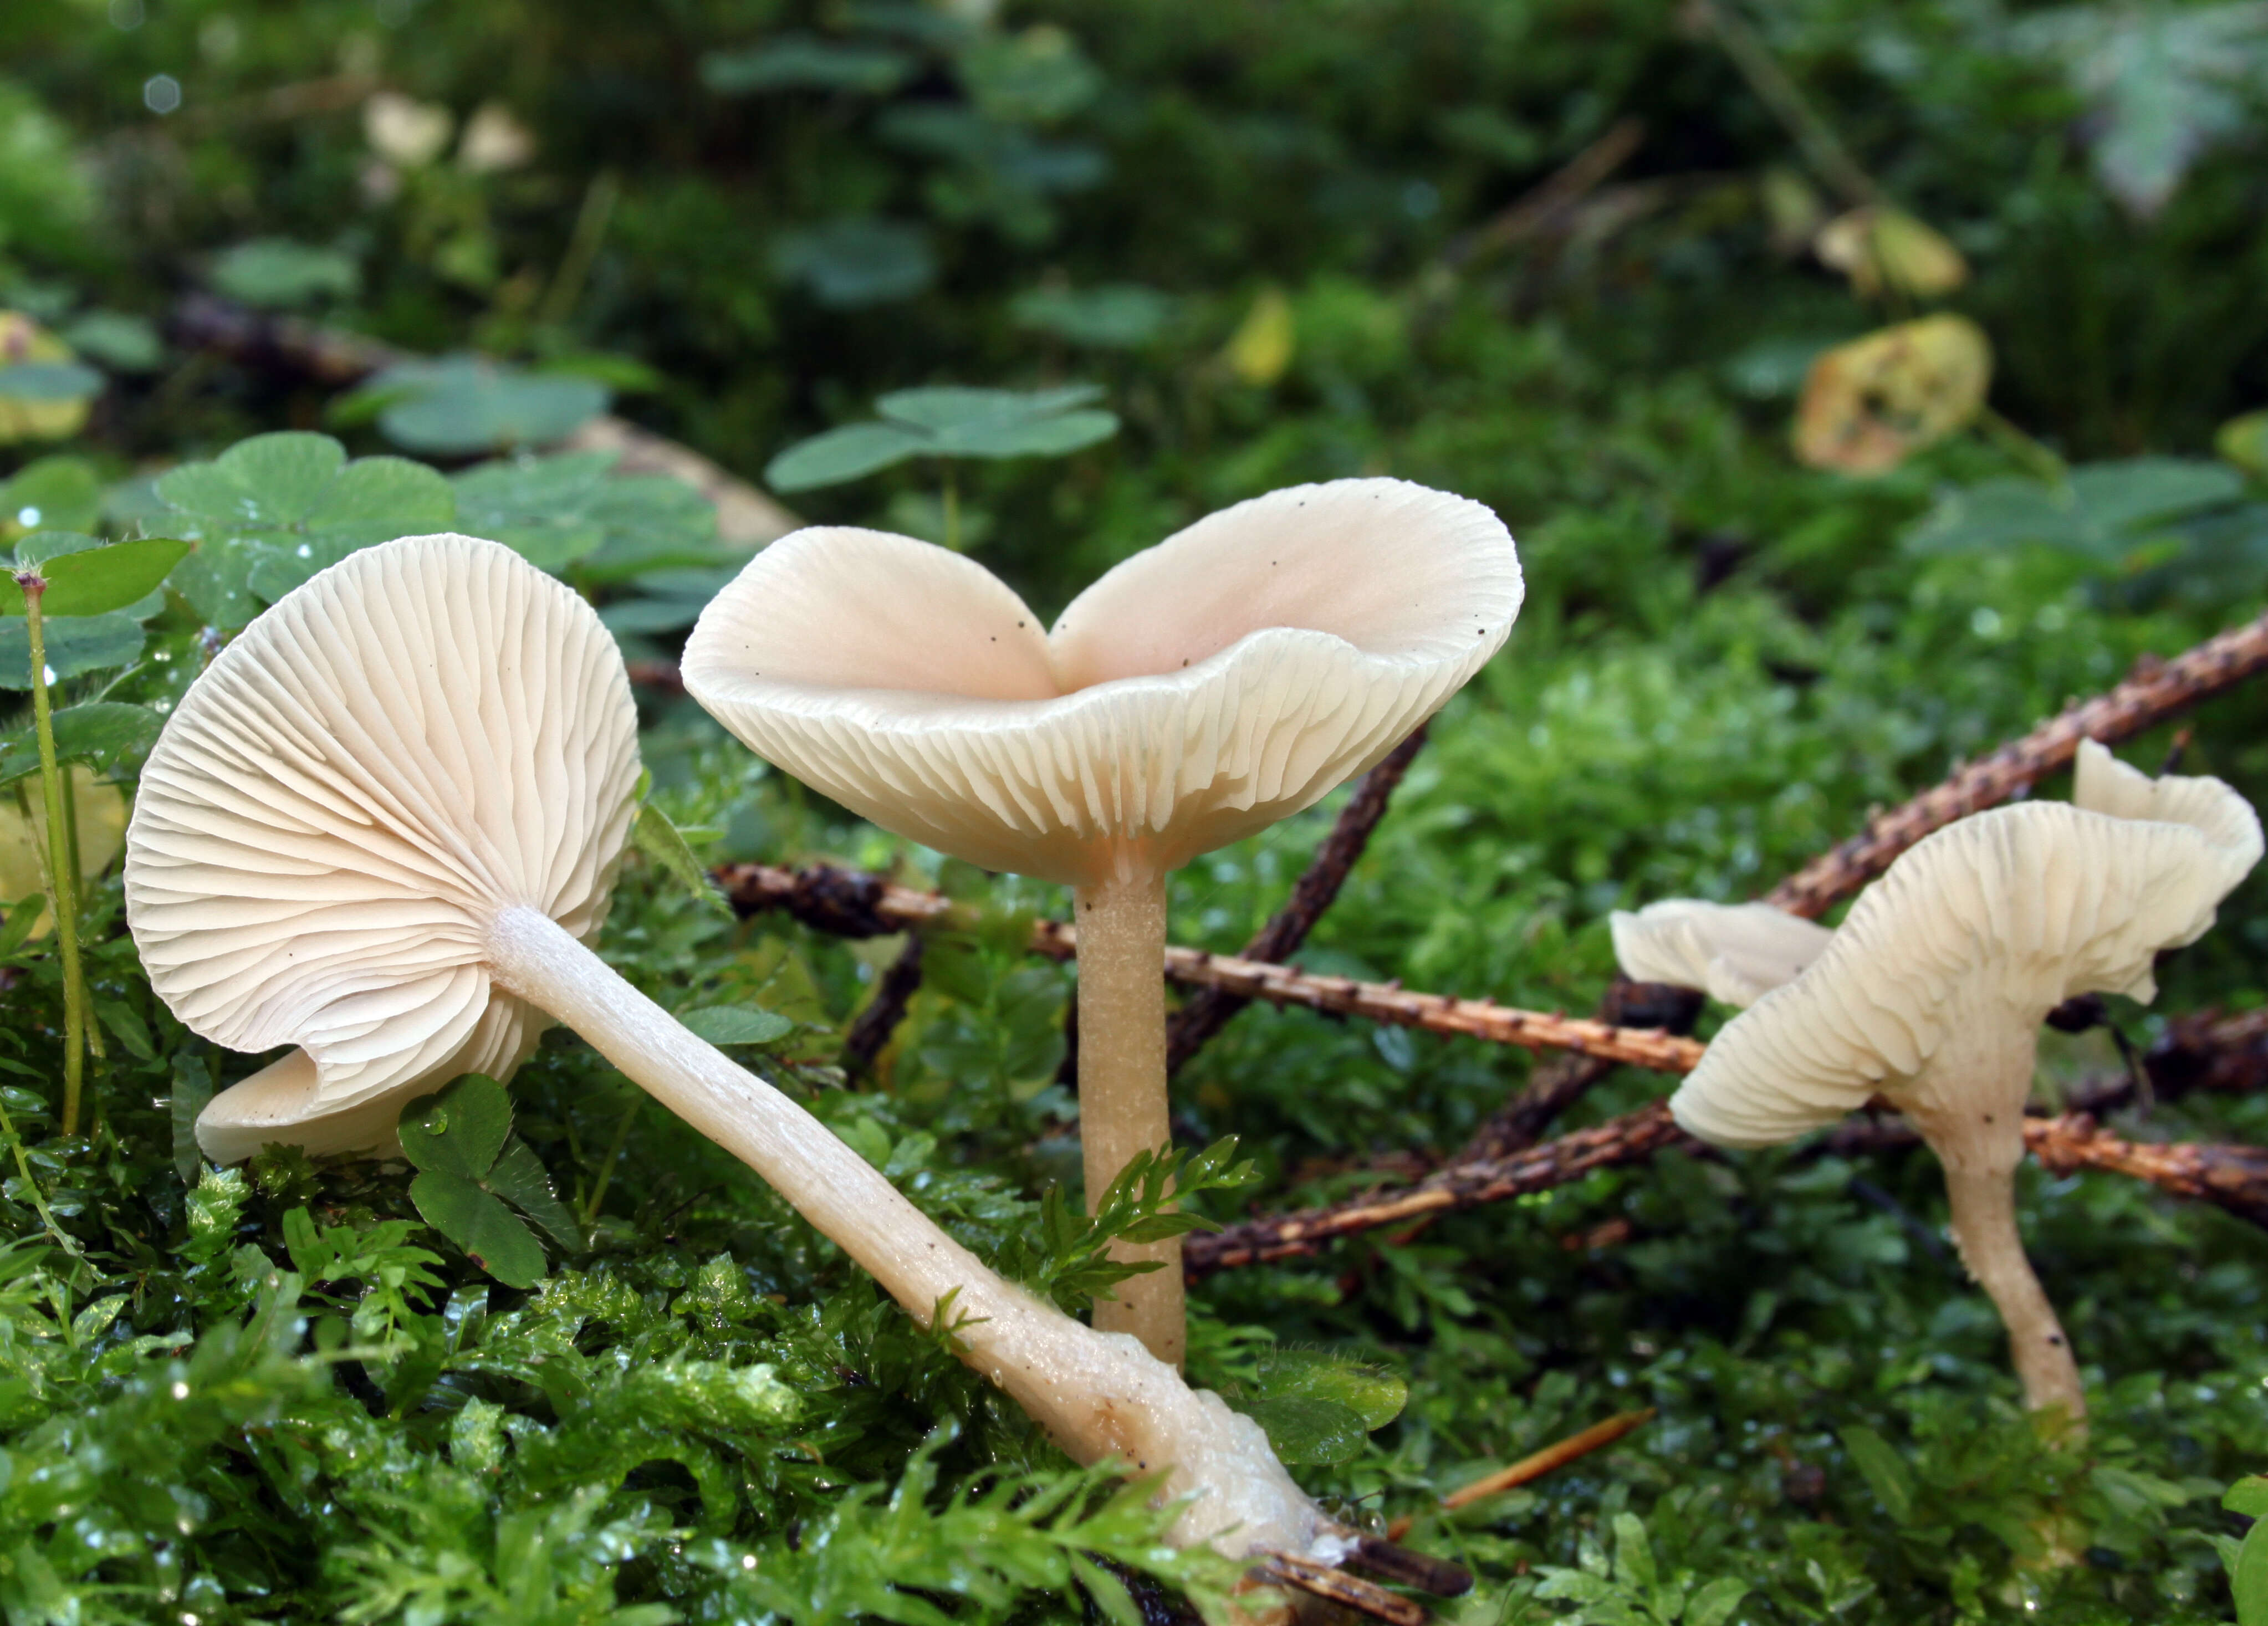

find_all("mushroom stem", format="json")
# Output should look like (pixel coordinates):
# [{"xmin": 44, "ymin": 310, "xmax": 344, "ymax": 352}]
[
  {"xmin": 1940, "ymin": 1164, "xmax": 2086, "ymax": 1426},
  {"xmin": 481, "ymin": 903, "xmax": 1316, "ymax": 1556},
  {"xmin": 1070, "ymin": 866, "xmax": 1185, "ymax": 1366}
]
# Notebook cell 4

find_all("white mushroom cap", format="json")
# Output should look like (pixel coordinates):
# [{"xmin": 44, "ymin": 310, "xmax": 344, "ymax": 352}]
[
  {"xmin": 1671, "ymin": 744, "xmax": 2262, "ymax": 1162},
  {"xmin": 1608, "ymin": 899, "xmax": 1833, "ymax": 1007},
  {"xmin": 681, "ymin": 479, "xmax": 1520, "ymax": 887},
  {"xmin": 125, "ymin": 533, "xmax": 640, "ymax": 1160}
]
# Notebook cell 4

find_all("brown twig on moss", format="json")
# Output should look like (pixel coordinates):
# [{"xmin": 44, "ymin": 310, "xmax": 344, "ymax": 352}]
[
  {"xmin": 1183, "ymin": 1092, "xmax": 2268, "ymax": 1277},
  {"xmin": 2026, "ymin": 1114, "xmax": 2268, "ymax": 1229},
  {"xmin": 715, "ymin": 860, "xmax": 1709, "ymax": 1073},
  {"xmin": 842, "ymin": 934, "xmax": 926, "ymax": 1076},
  {"xmin": 2145, "ymin": 1008, "xmax": 2268, "ymax": 1101},
  {"xmin": 1765, "ymin": 618, "xmax": 2268, "ymax": 919},
  {"xmin": 1165, "ymin": 723, "xmax": 1431, "ymax": 1076}
]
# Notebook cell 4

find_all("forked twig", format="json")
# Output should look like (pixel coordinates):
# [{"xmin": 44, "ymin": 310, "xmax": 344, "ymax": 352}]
[{"xmin": 1166, "ymin": 723, "xmax": 1430, "ymax": 1075}]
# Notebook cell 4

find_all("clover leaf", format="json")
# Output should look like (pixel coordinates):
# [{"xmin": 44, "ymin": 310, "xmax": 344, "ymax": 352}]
[
  {"xmin": 765, "ymin": 383, "xmax": 1117, "ymax": 492},
  {"xmin": 396, "ymin": 1074, "xmax": 581, "ymax": 1290}
]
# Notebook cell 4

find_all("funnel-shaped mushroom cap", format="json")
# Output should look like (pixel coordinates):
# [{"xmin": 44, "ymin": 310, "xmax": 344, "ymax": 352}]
[
  {"xmin": 682, "ymin": 479, "xmax": 1520, "ymax": 886},
  {"xmin": 1673, "ymin": 748, "xmax": 2262, "ymax": 1156},
  {"xmin": 126, "ymin": 533, "xmax": 641, "ymax": 1158},
  {"xmin": 1610, "ymin": 899, "xmax": 1832, "ymax": 1008}
]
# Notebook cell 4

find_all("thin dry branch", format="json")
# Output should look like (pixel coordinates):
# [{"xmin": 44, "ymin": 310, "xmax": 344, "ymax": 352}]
[
  {"xmin": 2146, "ymin": 1008, "xmax": 2268, "ymax": 1100},
  {"xmin": 1166, "ymin": 724, "xmax": 1430, "ymax": 1075},
  {"xmin": 1183, "ymin": 1096, "xmax": 2268, "ymax": 1277},
  {"xmin": 842, "ymin": 934, "xmax": 926, "ymax": 1076},
  {"xmin": 712, "ymin": 859, "xmax": 1707, "ymax": 1073},
  {"xmin": 1766, "ymin": 621, "xmax": 2268, "ymax": 918}
]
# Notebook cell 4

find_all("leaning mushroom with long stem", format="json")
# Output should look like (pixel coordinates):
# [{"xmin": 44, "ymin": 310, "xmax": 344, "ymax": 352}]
[
  {"xmin": 681, "ymin": 479, "xmax": 1521, "ymax": 1364},
  {"xmin": 1667, "ymin": 740, "xmax": 2261, "ymax": 1425},
  {"xmin": 124, "ymin": 533, "xmax": 1467, "ymax": 1614}
]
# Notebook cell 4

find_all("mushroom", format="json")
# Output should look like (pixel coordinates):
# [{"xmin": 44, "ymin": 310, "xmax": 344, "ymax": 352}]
[
  {"xmin": 1608, "ymin": 898, "xmax": 1832, "ymax": 1008},
  {"xmin": 1670, "ymin": 742, "xmax": 2261, "ymax": 1422},
  {"xmin": 121, "ymin": 533, "xmax": 1468, "ymax": 1605},
  {"xmin": 680, "ymin": 478, "xmax": 1521, "ymax": 1363}
]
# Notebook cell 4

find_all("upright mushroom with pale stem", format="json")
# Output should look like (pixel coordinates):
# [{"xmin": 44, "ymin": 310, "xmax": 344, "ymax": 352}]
[
  {"xmin": 1669, "ymin": 741, "xmax": 2261, "ymax": 1423},
  {"xmin": 122, "ymin": 533, "xmax": 1470, "ymax": 1607},
  {"xmin": 682, "ymin": 479, "xmax": 1521, "ymax": 1364}
]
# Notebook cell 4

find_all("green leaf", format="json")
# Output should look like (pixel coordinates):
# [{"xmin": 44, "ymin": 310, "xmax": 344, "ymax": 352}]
[
  {"xmin": 0, "ymin": 362, "xmax": 101, "ymax": 402},
  {"xmin": 1250, "ymin": 1348, "xmax": 1407, "ymax": 1430},
  {"xmin": 0, "ymin": 537, "xmax": 191, "ymax": 617},
  {"xmin": 1010, "ymin": 284, "xmax": 1176, "ymax": 349},
  {"xmin": 2237, "ymin": 1520, "xmax": 2268, "ymax": 1626},
  {"xmin": 171, "ymin": 1050, "xmax": 213, "ymax": 1187},
  {"xmin": 0, "ymin": 612, "xmax": 144, "ymax": 689},
  {"xmin": 486, "ymin": 1139, "xmax": 584, "ymax": 1253},
  {"xmin": 1687, "ymin": 1576, "xmax": 1753, "ymax": 1626},
  {"xmin": 0, "ymin": 456, "xmax": 102, "ymax": 534},
  {"xmin": 355, "ymin": 357, "xmax": 610, "ymax": 457},
  {"xmin": 876, "ymin": 383, "xmax": 1103, "ymax": 432},
  {"xmin": 396, "ymin": 1073, "xmax": 515, "ymax": 1180},
  {"xmin": 160, "ymin": 432, "xmax": 349, "ymax": 526},
  {"xmin": 60, "ymin": 311, "xmax": 162, "ymax": 372},
  {"xmin": 679, "ymin": 1005, "xmax": 795, "ymax": 1046},
  {"xmin": 1243, "ymin": 1395, "xmax": 1368, "ymax": 1465},
  {"xmin": 1838, "ymin": 1425, "xmax": 1915, "ymax": 1523},
  {"xmin": 0, "ymin": 703, "xmax": 161, "ymax": 788},
  {"xmin": 766, "ymin": 385, "xmax": 1118, "ymax": 493},
  {"xmin": 634, "ymin": 801, "xmax": 728, "ymax": 912},
  {"xmin": 700, "ymin": 37, "xmax": 917, "ymax": 95},
  {"xmin": 764, "ymin": 422, "xmax": 930, "ymax": 492},
  {"xmin": 410, "ymin": 1170, "xmax": 548, "ymax": 1290},
  {"xmin": 2226, "ymin": 1476, "xmax": 2268, "ymax": 1518},
  {"xmin": 307, "ymin": 455, "xmax": 454, "ymax": 530},
  {"xmin": 771, "ymin": 217, "xmax": 936, "ymax": 309},
  {"xmin": 210, "ymin": 238, "xmax": 361, "ymax": 309}
]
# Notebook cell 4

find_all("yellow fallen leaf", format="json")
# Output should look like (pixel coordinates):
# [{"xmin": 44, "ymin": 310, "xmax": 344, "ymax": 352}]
[
  {"xmin": 0, "ymin": 313, "xmax": 91, "ymax": 445},
  {"xmin": 0, "ymin": 769, "xmax": 126, "ymax": 937},
  {"xmin": 1794, "ymin": 314, "xmax": 1993, "ymax": 475},
  {"xmin": 1223, "ymin": 287, "xmax": 1295, "ymax": 387},
  {"xmin": 2215, "ymin": 410, "xmax": 2268, "ymax": 480},
  {"xmin": 1814, "ymin": 206, "xmax": 1968, "ymax": 300}
]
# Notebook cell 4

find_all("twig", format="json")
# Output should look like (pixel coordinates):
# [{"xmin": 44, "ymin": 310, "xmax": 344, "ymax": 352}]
[
  {"xmin": 1687, "ymin": 0, "xmax": 1881, "ymax": 209},
  {"xmin": 1166, "ymin": 724, "xmax": 1431, "ymax": 1075},
  {"xmin": 1419, "ymin": 1407, "xmax": 1658, "ymax": 1527},
  {"xmin": 842, "ymin": 934, "xmax": 926, "ymax": 1076},
  {"xmin": 2145, "ymin": 1008, "xmax": 2268, "ymax": 1102},
  {"xmin": 2027, "ymin": 1114, "xmax": 2268, "ymax": 1230},
  {"xmin": 1451, "ymin": 118, "xmax": 1648, "ymax": 269},
  {"xmin": 1183, "ymin": 1095, "xmax": 2268, "ymax": 1277},
  {"xmin": 1458, "ymin": 980, "xmax": 1702, "ymax": 1164},
  {"xmin": 1766, "ymin": 622, "xmax": 2268, "ymax": 918},
  {"xmin": 165, "ymin": 295, "xmax": 799, "ymax": 547},
  {"xmin": 713, "ymin": 859, "xmax": 1708, "ymax": 1073}
]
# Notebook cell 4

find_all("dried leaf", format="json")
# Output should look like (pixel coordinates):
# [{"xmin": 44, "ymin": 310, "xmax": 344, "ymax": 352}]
[{"xmin": 1794, "ymin": 315, "xmax": 1993, "ymax": 475}]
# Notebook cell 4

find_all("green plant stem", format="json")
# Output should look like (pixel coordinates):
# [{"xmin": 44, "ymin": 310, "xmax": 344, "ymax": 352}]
[
  {"xmin": 1978, "ymin": 405, "xmax": 2068, "ymax": 483},
  {"xmin": 0, "ymin": 1035, "xmax": 80, "ymax": 1260},
  {"xmin": 17, "ymin": 580, "xmax": 88, "ymax": 1137},
  {"xmin": 537, "ymin": 167, "xmax": 620, "ymax": 329},
  {"xmin": 1694, "ymin": 0, "xmax": 1882, "ymax": 210},
  {"xmin": 581, "ymin": 1095, "xmax": 640, "ymax": 1224}
]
